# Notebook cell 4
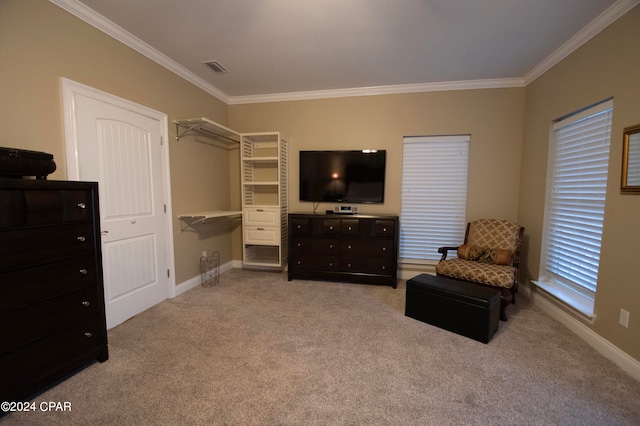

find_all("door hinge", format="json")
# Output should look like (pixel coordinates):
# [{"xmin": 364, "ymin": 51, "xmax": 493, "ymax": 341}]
[
  {"xmin": 160, "ymin": 136, "xmax": 163, "ymax": 146},
  {"xmin": 164, "ymin": 204, "xmax": 167, "ymax": 213},
  {"xmin": 167, "ymin": 269, "xmax": 170, "ymax": 278}
]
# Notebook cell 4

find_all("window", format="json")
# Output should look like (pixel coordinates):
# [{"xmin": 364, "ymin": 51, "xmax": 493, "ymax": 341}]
[
  {"xmin": 400, "ymin": 135, "xmax": 469, "ymax": 262},
  {"xmin": 535, "ymin": 99, "xmax": 613, "ymax": 319}
]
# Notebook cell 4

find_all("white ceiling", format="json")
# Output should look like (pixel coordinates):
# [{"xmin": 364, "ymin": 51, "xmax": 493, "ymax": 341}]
[{"xmin": 55, "ymin": 0, "xmax": 637, "ymax": 103}]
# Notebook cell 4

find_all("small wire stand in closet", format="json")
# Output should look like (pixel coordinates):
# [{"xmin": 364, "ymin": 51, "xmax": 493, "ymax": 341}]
[{"xmin": 199, "ymin": 251, "xmax": 220, "ymax": 287}]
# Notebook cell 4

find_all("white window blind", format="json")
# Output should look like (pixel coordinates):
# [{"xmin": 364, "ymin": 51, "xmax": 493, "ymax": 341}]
[
  {"xmin": 400, "ymin": 135, "xmax": 469, "ymax": 262},
  {"xmin": 540, "ymin": 100, "xmax": 613, "ymax": 298}
]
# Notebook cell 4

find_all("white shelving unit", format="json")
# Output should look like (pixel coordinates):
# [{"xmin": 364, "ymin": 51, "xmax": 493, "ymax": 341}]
[{"xmin": 241, "ymin": 132, "xmax": 288, "ymax": 269}]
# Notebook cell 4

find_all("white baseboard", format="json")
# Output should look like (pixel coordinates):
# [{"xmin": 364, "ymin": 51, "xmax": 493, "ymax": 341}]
[
  {"xmin": 174, "ymin": 260, "xmax": 235, "ymax": 297},
  {"xmin": 521, "ymin": 285, "xmax": 640, "ymax": 382}
]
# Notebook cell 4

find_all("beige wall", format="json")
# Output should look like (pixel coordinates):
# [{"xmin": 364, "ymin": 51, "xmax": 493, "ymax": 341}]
[
  {"xmin": 228, "ymin": 89, "xmax": 526, "ymax": 258},
  {"xmin": 519, "ymin": 5, "xmax": 640, "ymax": 360},
  {"xmin": 0, "ymin": 0, "xmax": 236, "ymax": 284},
  {"xmin": 230, "ymin": 90, "xmax": 525, "ymax": 220}
]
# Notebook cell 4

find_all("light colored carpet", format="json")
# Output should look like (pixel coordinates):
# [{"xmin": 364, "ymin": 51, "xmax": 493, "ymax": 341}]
[{"xmin": 4, "ymin": 268, "xmax": 640, "ymax": 425}]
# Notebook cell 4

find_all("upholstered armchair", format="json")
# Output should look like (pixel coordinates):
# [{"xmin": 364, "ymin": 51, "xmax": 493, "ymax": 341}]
[{"xmin": 436, "ymin": 219, "xmax": 524, "ymax": 321}]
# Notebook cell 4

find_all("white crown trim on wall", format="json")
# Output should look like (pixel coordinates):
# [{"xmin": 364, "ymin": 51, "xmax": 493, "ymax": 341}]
[{"xmin": 50, "ymin": 0, "xmax": 638, "ymax": 105}]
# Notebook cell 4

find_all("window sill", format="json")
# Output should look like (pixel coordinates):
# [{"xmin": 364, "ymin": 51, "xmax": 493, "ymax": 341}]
[{"xmin": 531, "ymin": 279, "xmax": 595, "ymax": 323}]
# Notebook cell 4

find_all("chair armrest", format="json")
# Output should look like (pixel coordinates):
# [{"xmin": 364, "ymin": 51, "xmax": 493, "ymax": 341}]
[{"xmin": 437, "ymin": 246, "xmax": 459, "ymax": 261}]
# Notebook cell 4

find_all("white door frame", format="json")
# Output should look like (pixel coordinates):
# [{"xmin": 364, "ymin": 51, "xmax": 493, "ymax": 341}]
[{"xmin": 61, "ymin": 77, "xmax": 176, "ymax": 298}]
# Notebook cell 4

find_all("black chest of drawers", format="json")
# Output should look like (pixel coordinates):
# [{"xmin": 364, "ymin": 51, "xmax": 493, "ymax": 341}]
[
  {"xmin": 0, "ymin": 179, "xmax": 108, "ymax": 402},
  {"xmin": 288, "ymin": 213, "xmax": 398, "ymax": 288}
]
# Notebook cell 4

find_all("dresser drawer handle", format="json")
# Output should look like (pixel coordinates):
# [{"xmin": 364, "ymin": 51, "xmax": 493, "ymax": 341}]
[
  {"xmin": 382, "ymin": 247, "xmax": 386, "ymax": 251},
  {"xmin": 77, "ymin": 236, "xmax": 86, "ymax": 242},
  {"xmin": 381, "ymin": 266, "xmax": 386, "ymax": 270},
  {"xmin": 82, "ymin": 301, "xmax": 91, "ymax": 307},
  {"xmin": 297, "ymin": 225, "xmax": 301, "ymax": 229},
  {"xmin": 348, "ymin": 245, "xmax": 352, "ymax": 249},
  {"xmin": 297, "ymin": 260, "xmax": 301, "ymax": 265},
  {"xmin": 297, "ymin": 243, "xmax": 301, "ymax": 247},
  {"xmin": 257, "ymin": 228, "xmax": 265, "ymax": 231},
  {"xmin": 84, "ymin": 332, "xmax": 93, "ymax": 338},
  {"xmin": 329, "ymin": 226, "xmax": 334, "ymax": 230},
  {"xmin": 79, "ymin": 268, "xmax": 88, "ymax": 275},
  {"xmin": 77, "ymin": 202, "xmax": 86, "ymax": 209},
  {"xmin": 348, "ymin": 226, "xmax": 352, "ymax": 231},
  {"xmin": 329, "ymin": 244, "xmax": 333, "ymax": 249}
]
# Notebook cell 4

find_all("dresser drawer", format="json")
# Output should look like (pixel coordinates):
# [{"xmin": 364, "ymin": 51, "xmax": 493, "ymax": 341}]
[
  {"xmin": 323, "ymin": 219, "xmax": 341, "ymax": 234},
  {"xmin": 290, "ymin": 255, "xmax": 340, "ymax": 272},
  {"xmin": 341, "ymin": 219, "xmax": 360, "ymax": 235},
  {"xmin": 0, "ymin": 317, "xmax": 107, "ymax": 400},
  {"xmin": 341, "ymin": 258, "xmax": 395, "ymax": 275},
  {"xmin": 342, "ymin": 239, "xmax": 395, "ymax": 258},
  {"xmin": 244, "ymin": 226, "xmax": 280, "ymax": 245},
  {"xmin": 0, "ymin": 223, "xmax": 95, "ymax": 271},
  {"xmin": 244, "ymin": 207, "xmax": 279, "ymax": 227},
  {"xmin": 291, "ymin": 217, "xmax": 310, "ymax": 235},
  {"xmin": 291, "ymin": 237, "xmax": 339, "ymax": 255},
  {"xmin": 0, "ymin": 255, "xmax": 97, "ymax": 312},
  {"xmin": 1, "ymin": 287, "xmax": 99, "ymax": 355},
  {"xmin": 0, "ymin": 189, "xmax": 93, "ymax": 229},
  {"xmin": 375, "ymin": 220, "xmax": 395, "ymax": 237}
]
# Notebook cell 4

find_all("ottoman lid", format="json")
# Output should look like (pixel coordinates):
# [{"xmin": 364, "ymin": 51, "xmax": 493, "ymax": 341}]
[{"xmin": 407, "ymin": 274, "xmax": 501, "ymax": 308}]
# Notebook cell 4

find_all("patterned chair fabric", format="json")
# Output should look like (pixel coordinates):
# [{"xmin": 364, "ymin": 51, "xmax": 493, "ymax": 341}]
[{"xmin": 435, "ymin": 219, "xmax": 523, "ymax": 289}]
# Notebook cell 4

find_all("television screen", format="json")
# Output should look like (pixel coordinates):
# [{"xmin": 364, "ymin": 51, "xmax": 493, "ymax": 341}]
[{"xmin": 299, "ymin": 150, "xmax": 386, "ymax": 204}]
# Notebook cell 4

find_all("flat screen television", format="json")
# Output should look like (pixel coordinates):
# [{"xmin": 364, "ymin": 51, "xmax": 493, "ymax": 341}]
[{"xmin": 299, "ymin": 150, "xmax": 386, "ymax": 204}]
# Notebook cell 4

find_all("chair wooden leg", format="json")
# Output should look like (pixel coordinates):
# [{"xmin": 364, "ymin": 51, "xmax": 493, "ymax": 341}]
[{"xmin": 499, "ymin": 287, "xmax": 512, "ymax": 321}]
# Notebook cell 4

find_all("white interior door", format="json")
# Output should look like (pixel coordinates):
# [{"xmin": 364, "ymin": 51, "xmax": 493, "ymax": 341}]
[{"xmin": 62, "ymin": 79, "xmax": 174, "ymax": 329}]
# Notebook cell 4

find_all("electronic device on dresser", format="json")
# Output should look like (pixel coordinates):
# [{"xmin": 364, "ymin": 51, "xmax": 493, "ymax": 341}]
[
  {"xmin": 333, "ymin": 205, "xmax": 359, "ymax": 214},
  {"xmin": 288, "ymin": 212, "xmax": 398, "ymax": 288},
  {"xmin": 0, "ymin": 178, "xmax": 108, "ymax": 403}
]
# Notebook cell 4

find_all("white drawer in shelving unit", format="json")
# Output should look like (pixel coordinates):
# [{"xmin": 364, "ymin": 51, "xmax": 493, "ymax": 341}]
[
  {"xmin": 244, "ymin": 208, "xmax": 279, "ymax": 227},
  {"xmin": 244, "ymin": 226, "xmax": 280, "ymax": 245}
]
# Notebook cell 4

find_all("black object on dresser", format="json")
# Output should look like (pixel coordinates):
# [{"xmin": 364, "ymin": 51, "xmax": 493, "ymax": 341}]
[
  {"xmin": 0, "ymin": 178, "xmax": 108, "ymax": 402},
  {"xmin": 288, "ymin": 213, "xmax": 399, "ymax": 288}
]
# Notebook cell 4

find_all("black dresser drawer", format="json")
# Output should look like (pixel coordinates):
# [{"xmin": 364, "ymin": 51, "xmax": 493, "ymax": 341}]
[
  {"xmin": 0, "ymin": 318, "xmax": 107, "ymax": 401},
  {"xmin": 341, "ymin": 257, "xmax": 395, "ymax": 275},
  {"xmin": 375, "ymin": 220, "xmax": 395, "ymax": 237},
  {"xmin": 291, "ymin": 236, "xmax": 339, "ymax": 254},
  {"xmin": 1, "ymin": 287, "xmax": 99, "ymax": 354},
  {"xmin": 0, "ymin": 255, "xmax": 97, "ymax": 312},
  {"xmin": 290, "ymin": 217, "xmax": 310, "ymax": 234},
  {"xmin": 0, "ymin": 188, "xmax": 92, "ymax": 228},
  {"xmin": 0, "ymin": 223, "xmax": 95, "ymax": 271},
  {"xmin": 342, "ymin": 239, "xmax": 394, "ymax": 258},
  {"xmin": 291, "ymin": 255, "xmax": 340, "ymax": 272}
]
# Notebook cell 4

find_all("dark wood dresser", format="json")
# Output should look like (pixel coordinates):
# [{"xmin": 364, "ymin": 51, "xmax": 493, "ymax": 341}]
[
  {"xmin": 0, "ymin": 179, "xmax": 108, "ymax": 402},
  {"xmin": 288, "ymin": 212, "xmax": 399, "ymax": 287}
]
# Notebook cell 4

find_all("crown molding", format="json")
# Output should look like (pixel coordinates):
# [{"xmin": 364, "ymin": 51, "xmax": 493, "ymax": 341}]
[
  {"xmin": 49, "ymin": 0, "xmax": 231, "ymax": 104},
  {"xmin": 51, "ymin": 0, "xmax": 638, "ymax": 105},
  {"xmin": 227, "ymin": 78, "xmax": 526, "ymax": 105},
  {"xmin": 524, "ymin": 0, "xmax": 640, "ymax": 85}
]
